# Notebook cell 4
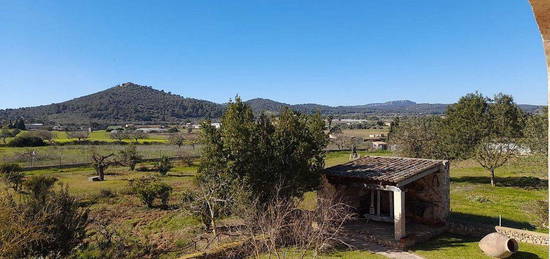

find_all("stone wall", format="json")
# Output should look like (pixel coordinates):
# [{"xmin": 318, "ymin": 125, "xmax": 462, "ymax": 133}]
[
  {"xmin": 447, "ymin": 221, "xmax": 494, "ymax": 237},
  {"xmin": 495, "ymin": 226, "xmax": 549, "ymax": 246}
]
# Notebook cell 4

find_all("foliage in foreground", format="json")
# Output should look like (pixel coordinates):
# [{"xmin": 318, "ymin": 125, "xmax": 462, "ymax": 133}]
[
  {"xmin": 0, "ymin": 163, "xmax": 24, "ymax": 192},
  {"xmin": 0, "ymin": 186, "xmax": 89, "ymax": 258},
  {"xmin": 235, "ymin": 189, "xmax": 355, "ymax": 258},
  {"xmin": 23, "ymin": 175, "xmax": 58, "ymax": 201}
]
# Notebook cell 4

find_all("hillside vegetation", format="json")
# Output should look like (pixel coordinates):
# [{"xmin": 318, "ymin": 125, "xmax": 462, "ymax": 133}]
[
  {"xmin": 1, "ymin": 83, "xmax": 541, "ymax": 126},
  {"xmin": 0, "ymin": 83, "xmax": 224, "ymax": 125}
]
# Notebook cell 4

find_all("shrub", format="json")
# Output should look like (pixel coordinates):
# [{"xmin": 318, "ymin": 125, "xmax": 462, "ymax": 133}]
[
  {"xmin": 524, "ymin": 200, "xmax": 549, "ymax": 229},
  {"xmin": 0, "ymin": 186, "xmax": 89, "ymax": 258},
  {"xmin": 0, "ymin": 163, "xmax": 24, "ymax": 191},
  {"xmin": 118, "ymin": 144, "xmax": 142, "ymax": 171},
  {"xmin": 7, "ymin": 136, "xmax": 46, "ymax": 147},
  {"xmin": 177, "ymin": 150, "xmax": 194, "ymax": 166},
  {"xmin": 129, "ymin": 176, "xmax": 172, "ymax": 208},
  {"xmin": 99, "ymin": 188, "xmax": 116, "ymax": 198},
  {"xmin": 23, "ymin": 175, "xmax": 58, "ymax": 201},
  {"xmin": 156, "ymin": 156, "xmax": 173, "ymax": 176}
]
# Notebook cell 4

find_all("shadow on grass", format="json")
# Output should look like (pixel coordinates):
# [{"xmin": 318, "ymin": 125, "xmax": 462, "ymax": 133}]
[
  {"xmin": 509, "ymin": 251, "xmax": 541, "ymax": 259},
  {"xmin": 451, "ymin": 176, "xmax": 547, "ymax": 189},
  {"xmin": 165, "ymin": 173, "xmax": 195, "ymax": 177},
  {"xmin": 414, "ymin": 234, "xmax": 543, "ymax": 259},
  {"xmin": 450, "ymin": 212, "xmax": 536, "ymax": 231},
  {"xmin": 413, "ymin": 233, "xmax": 477, "ymax": 252}
]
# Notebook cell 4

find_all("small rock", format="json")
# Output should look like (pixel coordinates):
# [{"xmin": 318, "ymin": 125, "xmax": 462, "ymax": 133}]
[{"xmin": 88, "ymin": 176, "xmax": 102, "ymax": 182}]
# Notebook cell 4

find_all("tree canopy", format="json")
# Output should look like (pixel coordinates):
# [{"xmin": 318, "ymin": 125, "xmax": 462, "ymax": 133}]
[{"xmin": 197, "ymin": 97, "xmax": 328, "ymax": 208}]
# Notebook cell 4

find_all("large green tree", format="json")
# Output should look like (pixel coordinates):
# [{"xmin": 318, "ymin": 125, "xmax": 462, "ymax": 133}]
[
  {"xmin": 196, "ymin": 97, "xmax": 327, "ymax": 211},
  {"xmin": 489, "ymin": 93, "xmax": 525, "ymax": 139},
  {"xmin": 523, "ymin": 107, "xmax": 548, "ymax": 154},
  {"xmin": 441, "ymin": 92, "xmax": 491, "ymax": 159},
  {"xmin": 389, "ymin": 116, "xmax": 444, "ymax": 159}
]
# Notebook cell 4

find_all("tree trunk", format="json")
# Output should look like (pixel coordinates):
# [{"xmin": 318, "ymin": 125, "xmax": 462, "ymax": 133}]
[
  {"xmin": 490, "ymin": 169, "xmax": 495, "ymax": 187},
  {"xmin": 98, "ymin": 168, "xmax": 105, "ymax": 181},
  {"xmin": 207, "ymin": 201, "xmax": 217, "ymax": 241}
]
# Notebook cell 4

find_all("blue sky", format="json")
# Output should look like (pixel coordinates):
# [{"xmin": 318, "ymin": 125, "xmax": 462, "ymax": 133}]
[{"xmin": 0, "ymin": 0, "xmax": 547, "ymax": 109}]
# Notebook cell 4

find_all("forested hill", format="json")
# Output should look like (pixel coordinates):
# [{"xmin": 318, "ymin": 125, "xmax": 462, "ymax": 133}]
[
  {"xmin": 0, "ymin": 82, "xmax": 224, "ymax": 125},
  {"xmin": 245, "ymin": 98, "xmax": 541, "ymax": 115},
  {"xmin": 0, "ymin": 83, "xmax": 542, "ymax": 125}
]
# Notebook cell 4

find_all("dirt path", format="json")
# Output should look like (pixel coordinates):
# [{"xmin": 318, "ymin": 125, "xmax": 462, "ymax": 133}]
[
  {"xmin": 343, "ymin": 235, "xmax": 424, "ymax": 259},
  {"xmin": 341, "ymin": 223, "xmax": 424, "ymax": 259}
]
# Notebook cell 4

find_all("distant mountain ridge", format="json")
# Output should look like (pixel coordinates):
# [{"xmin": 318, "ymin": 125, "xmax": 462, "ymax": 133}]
[{"xmin": 0, "ymin": 83, "xmax": 542, "ymax": 125}]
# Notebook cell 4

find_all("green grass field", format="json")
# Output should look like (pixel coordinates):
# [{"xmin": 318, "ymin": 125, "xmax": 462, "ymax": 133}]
[
  {"xmin": 413, "ymin": 233, "xmax": 548, "ymax": 259},
  {"xmin": 1, "ymin": 149, "xmax": 547, "ymax": 258},
  {"xmin": 0, "ymin": 144, "xmax": 199, "ymax": 167},
  {"xmin": 52, "ymin": 130, "xmax": 170, "ymax": 143}
]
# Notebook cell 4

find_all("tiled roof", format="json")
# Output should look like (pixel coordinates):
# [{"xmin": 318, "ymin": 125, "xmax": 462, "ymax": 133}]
[{"xmin": 324, "ymin": 156, "xmax": 446, "ymax": 185}]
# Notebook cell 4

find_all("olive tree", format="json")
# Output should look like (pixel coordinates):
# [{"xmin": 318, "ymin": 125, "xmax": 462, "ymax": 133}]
[
  {"xmin": 168, "ymin": 132, "xmax": 185, "ymax": 148},
  {"xmin": 91, "ymin": 151, "xmax": 115, "ymax": 181},
  {"xmin": 118, "ymin": 144, "xmax": 142, "ymax": 171},
  {"xmin": 67, "ymin": 131, "xmax": 90, "ymax": 142},
  {"xmin": 474, "ymin": 137, "xmax": 517, "ymax": 186}
]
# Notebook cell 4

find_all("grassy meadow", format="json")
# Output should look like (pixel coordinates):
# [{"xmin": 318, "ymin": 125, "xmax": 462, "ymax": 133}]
[{"xmin": 0, "ymin": 131, "xmax": 547, "ymax": 258}]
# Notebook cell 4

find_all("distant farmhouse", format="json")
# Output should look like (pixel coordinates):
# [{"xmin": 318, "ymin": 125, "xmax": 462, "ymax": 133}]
[
  {"xmin": 323, "ymin": 156, "xmax": 450, "ymax": 247},
  {"xmin": 371, "ymin": 141, "xmax": 388, "ymax": 150}
]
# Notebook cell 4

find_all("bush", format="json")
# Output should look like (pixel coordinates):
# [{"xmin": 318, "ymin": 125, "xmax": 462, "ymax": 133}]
[
  {"xmin": 524, "ymin": 200, "xmax": 548, "ymax": 229},
  {"xmin": 118, "ymin": 144, "xmax": 142, "ymax": 171},
  {"xmin": 156, "ymin": 156, "xmax": 173, "ymax": 176},
  {"xmin": 129, "ymin": 176, "xmax": 172, "ymax": 208},
  {"xmin": 23, "ymin": 175, "xmax": 58, "ymax": 201},
  {"xmin": 99, "ymin": 188, "xmax": 116, "ymax": 198},
  {"xmin": 7, "ymin": 136, "xmax": 46, "ymax": 147},
  {"xmin": 0, "ymin": 186, "xmax": 89, "ymax": 258},
  {"xmin": 177, "ymin": 150, "xmax": 194, "ymax": 166},
  {"xmin": 0, "ymin": 163, "xmax": 24, "ymax": 191}
]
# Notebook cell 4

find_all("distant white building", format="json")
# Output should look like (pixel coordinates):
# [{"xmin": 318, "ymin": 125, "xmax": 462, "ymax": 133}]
[
  {"xmin": 27, "ymin": 123, "xmax": 45, "ymax": 130},
  {"xmin": 372, "ymin": 141, "xmax": 388, "ymax": 150},
  {"xmin": 136, "ymin": 128, "xmax": 168, "ymax": 133},
  {"xmin": 211, "ymin": 122, "xmax": 221, "ymax": 129}
]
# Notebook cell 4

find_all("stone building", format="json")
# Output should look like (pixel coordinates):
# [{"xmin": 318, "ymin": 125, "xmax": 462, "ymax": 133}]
[{"xmin": 323, "ymin": 156, "xmax": 450, "ymax": 242}]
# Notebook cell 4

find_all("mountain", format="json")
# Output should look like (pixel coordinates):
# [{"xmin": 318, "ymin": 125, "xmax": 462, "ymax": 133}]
[
  {"xmin": 245, "ymin": 99, "xmax": 450, "ymax": 115},
  {"xmin": 0, "ymin": 82, "xmax": 224, "ymax": 125},
  {"xmin": 245, "ymin": 99, "xmax": 541, "ymax": 115},
  {"xmin": 0, "ymin": 83, "xmax": 543, "ymax": 126}
]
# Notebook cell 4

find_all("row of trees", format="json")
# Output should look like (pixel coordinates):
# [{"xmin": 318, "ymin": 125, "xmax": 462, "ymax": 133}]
[
  {"xmin": 389, "ymin": 92, "xmax": 547, "ymax": 185},
  {"xmin": 109, "ymin": 130, "xmax": 147, "ymax": 143},
  {"xmin": 0, "ymin": 118, "xmax": 26, "ymax": 130}
]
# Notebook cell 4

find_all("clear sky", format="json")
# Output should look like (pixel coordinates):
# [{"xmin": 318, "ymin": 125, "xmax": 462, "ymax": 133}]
[{"xmin": 0, "ymin": 0, "xmax": 547, "ymax": 109}]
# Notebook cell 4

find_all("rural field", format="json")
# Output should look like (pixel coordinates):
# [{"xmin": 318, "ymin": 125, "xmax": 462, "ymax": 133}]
[
  {"xmin": 0, "ymin": 130, "xmax": 201, "ymax": 167},
  {"xmin": 1, "ymin": 149, "xmax": 547, "ymax": 258},
  {"xmin": 2, "ymin": 1, "xmax": 548, "ymax": 258}
]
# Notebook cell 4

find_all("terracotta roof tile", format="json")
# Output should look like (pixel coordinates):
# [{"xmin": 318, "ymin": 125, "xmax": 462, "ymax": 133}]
[{"xmin": 324, "ymin": 156, "xmax": 446, "ymax": 185}]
